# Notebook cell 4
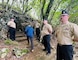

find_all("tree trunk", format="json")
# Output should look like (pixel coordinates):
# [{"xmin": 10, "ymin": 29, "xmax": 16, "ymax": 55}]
[
  {"xmin": 2, "ymin": 0, "xmax": 4, "ymax": 8},
  {"xmin": 6, "ymin": 0, "xmax": 10, "ymax": 11}
]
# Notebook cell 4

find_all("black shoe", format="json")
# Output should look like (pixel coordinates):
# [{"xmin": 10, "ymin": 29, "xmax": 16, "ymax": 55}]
[
  {"xmin": 46, "ymin": 52, "xmax": 51, "ymax": 55},
  {"xmin": 43, "ymin": 49, "xmax": 46, "ymax": 51}
]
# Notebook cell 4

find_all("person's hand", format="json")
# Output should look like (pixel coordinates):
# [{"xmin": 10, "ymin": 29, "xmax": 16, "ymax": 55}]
[
  {"xmin": 73, "ymin": 38, "xmax": 78, "ymax": 42},
  {"xmin": 40, "ymin": 39, "xmax": 42, "ymax": 43}
]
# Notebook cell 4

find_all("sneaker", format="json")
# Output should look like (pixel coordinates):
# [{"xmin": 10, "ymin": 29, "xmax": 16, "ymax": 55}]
[
  {"xmin": 43, "ymin": 49, "xmax": 46, "ymax": 51},
  {"xmin": 31, "ymin": 49, "xmax": 34, "ymax": 52}
]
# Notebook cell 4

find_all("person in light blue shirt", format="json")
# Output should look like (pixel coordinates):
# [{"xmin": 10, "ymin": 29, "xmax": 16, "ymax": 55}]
[{"xmin": 25, "ymin": 24, "xmax": 34, "ymax": 52}]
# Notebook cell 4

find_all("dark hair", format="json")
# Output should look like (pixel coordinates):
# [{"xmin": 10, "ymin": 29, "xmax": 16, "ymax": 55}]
[
  {"xmin": 10, "ymin": 17, "xmax": 14, "ymax": 19},
  {"xmin": 43, "ymin": 18, "xmax": 48, "ymax": 21}
]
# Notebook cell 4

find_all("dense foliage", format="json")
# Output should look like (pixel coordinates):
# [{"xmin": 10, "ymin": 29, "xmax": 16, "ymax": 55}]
[{"xmin": 0, "ymin": 0, "xmax": 78, "ymax": 26}]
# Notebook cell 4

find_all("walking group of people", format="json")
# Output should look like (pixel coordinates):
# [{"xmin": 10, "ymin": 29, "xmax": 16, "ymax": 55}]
[{"xmin": 7, "ymin": 10, "xmax": 78, "ymax": 60}]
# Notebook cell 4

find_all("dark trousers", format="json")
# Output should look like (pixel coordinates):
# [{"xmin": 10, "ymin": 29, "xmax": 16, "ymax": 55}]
[
  {"xmin": 27, "ymin": 36, "xmax": 34, "ymax": 50},
  {"xmin": 43, "ymin": 35, "xmax": 51, "ymax": 53},
  {"xmin": 9, "ymin": 27, "xmax": 16, "ymax": 41},
  {"xmin": 36, "ymin": 28, "xmax": 40, "ymax": 41},
  {"xmin": 57, "ymin": 44, "xmax": 73, "ymax": 60}
]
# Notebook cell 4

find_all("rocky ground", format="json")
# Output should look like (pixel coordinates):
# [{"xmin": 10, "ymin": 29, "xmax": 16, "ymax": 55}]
[{"xmin": 0, "ymin": 38, "xmax": 56, "ymax": 60}]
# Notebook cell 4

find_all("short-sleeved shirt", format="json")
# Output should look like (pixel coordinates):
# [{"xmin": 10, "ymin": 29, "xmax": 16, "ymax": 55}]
[
  {"xmin": 7, "ymin": 21, "xmax": 16, "ymax": 28},
  {"xmin": 35, "ymin": 22, "xmax": 40, "ymax": 28},
  {"xmin": 41, "ymin": 24, "xmax": 52, "ymax": 36},
  {"xmin": 55, "ymin": 22, "xmax": 78, "ymax": 45}
]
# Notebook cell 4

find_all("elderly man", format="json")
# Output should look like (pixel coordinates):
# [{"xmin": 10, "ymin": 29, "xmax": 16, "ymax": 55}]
[{"xmin": 55, "ymin": 10, "xmax": 78, "ymax": 60}]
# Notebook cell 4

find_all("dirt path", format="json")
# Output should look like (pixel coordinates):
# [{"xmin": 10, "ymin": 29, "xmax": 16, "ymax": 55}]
[{"xmin": 0, "ymin": 37, "xmax": 78, "ymax": 60}]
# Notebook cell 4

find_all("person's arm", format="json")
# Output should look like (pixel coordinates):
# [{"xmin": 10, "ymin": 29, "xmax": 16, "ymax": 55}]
[
  {"xmin": 7, "ymin": 21, "xmax": 11, "ymax": 26},
  {"xmin": 73, "ymin": 38, "xmax": 78, "ymax": 42},
  {"xmin": 48, "ymin": 25, "xmax": 53, "ymax": 34},
  {"xmin": 73, "ymin": 24, "xmax": 78, "ymax": 42},
  {"xmin": 25, "ymin": 26, "xmax": 28, "ymax": 34},
  {"xmin": 33, "ymin": 28, "xmax": 34, "ymax": 35}
]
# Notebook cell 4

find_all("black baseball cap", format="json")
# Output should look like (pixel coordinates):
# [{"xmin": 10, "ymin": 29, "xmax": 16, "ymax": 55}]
[{"xmin": 61, "ymin": 10, "xmax": 69, "ymax": 15}]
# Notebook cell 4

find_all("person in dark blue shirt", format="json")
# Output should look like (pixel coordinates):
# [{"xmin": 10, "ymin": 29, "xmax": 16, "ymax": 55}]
[{"xmin": 25, "ymin": 24, "xmax": 34, "ymax": 52}]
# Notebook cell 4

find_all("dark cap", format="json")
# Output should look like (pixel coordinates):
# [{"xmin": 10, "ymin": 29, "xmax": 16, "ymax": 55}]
[
  {"xmin": 61, "ymin": 10, "xmax": 69, "ymax": 15},
  {"xmin": 43, "ymin": 18, "xmax": 48, "ymax": 21}
]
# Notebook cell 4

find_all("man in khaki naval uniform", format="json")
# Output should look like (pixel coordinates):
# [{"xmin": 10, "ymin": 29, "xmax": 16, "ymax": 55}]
[
  {"xmin": 55, "ymin": 10, "xmax": 78, "ymax": 60},
  {"xmin": 41, "ymin": 19, "xmax": 52, "ymax": 55},
  {"xmin": 7, "ymin": 18, "xmax": 16, "ymax": 41},
  {"xmin": 35, "ymin": 21, "xmax": 40, "ymax": 41}
]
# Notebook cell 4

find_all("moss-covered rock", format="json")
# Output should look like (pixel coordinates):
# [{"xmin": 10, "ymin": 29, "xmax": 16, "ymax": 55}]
[{"xmin": 12, "ymin": 48, "xmax": 29, "ymax": 58}]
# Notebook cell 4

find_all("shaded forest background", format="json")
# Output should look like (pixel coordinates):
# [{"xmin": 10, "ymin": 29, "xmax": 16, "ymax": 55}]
[{"xmin": 0, "ymin": 0, "xmax": 78, "ymax": 39}]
